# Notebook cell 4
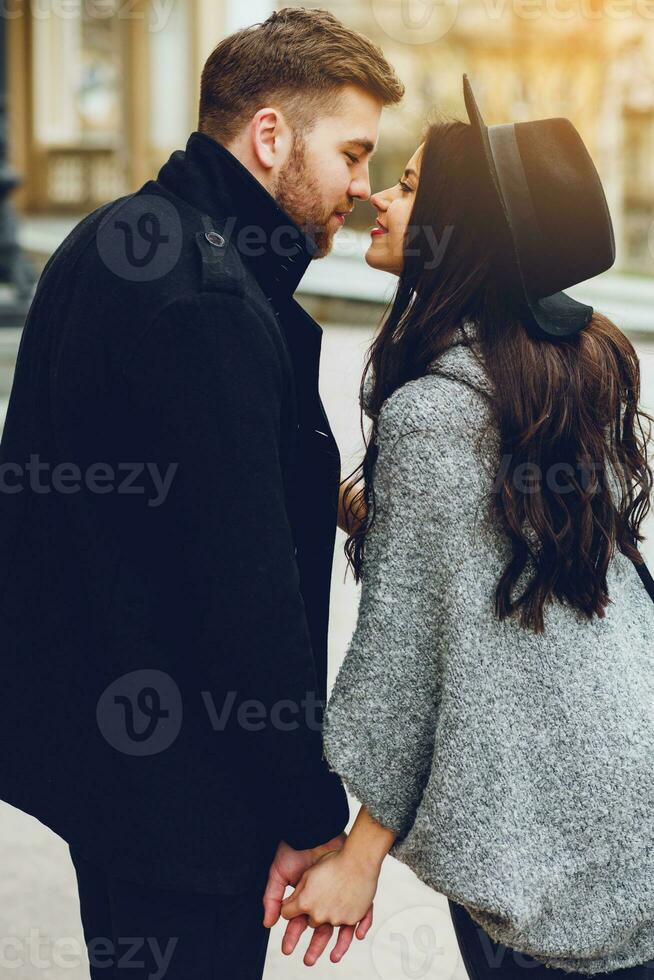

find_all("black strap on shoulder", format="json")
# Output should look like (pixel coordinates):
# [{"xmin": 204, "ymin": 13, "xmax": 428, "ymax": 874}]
[
  {"xmin": 633, "ymin": 552, "xmax": 654, "ymax": 604},
  {"xmin": 194, "ymin": 215, "xmax": 246, "ymax": 296}
]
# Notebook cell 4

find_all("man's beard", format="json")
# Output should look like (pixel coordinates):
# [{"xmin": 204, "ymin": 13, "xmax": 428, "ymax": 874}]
[{"xmin": 273, "ymin": 133, "xmax": 340, "ymax": 259}]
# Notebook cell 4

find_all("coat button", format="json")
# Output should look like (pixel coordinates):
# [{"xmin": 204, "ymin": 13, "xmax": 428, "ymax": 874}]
[{"xmin": 205, "ymin": 231, "xmax": 225, "ymax": 247}]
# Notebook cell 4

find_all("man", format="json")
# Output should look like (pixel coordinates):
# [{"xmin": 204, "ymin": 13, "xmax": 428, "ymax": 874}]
[{"xmin": 0, "ymin": 7, "xmax": 403, "ymax": 978}]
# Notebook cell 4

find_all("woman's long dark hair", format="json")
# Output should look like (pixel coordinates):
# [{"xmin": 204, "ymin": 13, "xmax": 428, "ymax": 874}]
[{"xmin": 342, "ymin": 119, "xmax": 654, "ymax": 633}]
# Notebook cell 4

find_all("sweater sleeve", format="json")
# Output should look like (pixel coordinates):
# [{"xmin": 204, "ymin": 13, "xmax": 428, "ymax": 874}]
[{"xmin": 322, "ymin": 378, "xmax": 466, "ymax": 843}]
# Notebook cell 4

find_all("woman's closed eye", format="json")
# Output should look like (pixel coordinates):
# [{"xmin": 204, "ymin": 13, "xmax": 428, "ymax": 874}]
[{"xmin": 398, "ymin": 179, "xmax": 413, "ymax": 193}]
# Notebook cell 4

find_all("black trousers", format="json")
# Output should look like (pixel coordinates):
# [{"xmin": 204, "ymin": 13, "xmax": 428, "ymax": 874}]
[
  {"xmin": 69, "ymin": 845, "xmax": 271, "ymax": 980},
  {"xmin": 448, "ymin": 899, "xmax": 654, "ymax": 979}
]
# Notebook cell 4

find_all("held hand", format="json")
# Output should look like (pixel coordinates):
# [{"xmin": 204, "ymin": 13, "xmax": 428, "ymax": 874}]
[
  {"xmin": 263, "ymin": 835, "xmax": 372, "ymax": 965},
  {"xmin": 279, "ymin": 847, "xmax": 379, "ymax": 962},
  {"xmin": 262, "ymin": 835, "xmax": 346, "ymax": 929},
  {"xmin": 280, "ymin": 804, "xmax": 394, "ymax": 964},
  {"xmin": 281, "ymin": 902, "xmax": 374, "ymax": 967}
]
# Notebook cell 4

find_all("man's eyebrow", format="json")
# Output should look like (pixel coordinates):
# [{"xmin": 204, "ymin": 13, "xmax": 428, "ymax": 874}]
[{"xmin": 343, "ymin": 138, "xmax": 376, "ymax": 155}]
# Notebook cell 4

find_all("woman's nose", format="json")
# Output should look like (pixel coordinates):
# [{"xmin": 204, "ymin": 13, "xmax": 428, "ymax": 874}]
[{"xmin": 369, "ymin": 190, "xmax": 389, "ymax": 212}]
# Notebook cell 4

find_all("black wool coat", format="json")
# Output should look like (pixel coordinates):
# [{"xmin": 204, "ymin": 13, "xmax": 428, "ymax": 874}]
[{"xmin": 0, "ymin": 131, "xmax": 349, "ymax": 893}]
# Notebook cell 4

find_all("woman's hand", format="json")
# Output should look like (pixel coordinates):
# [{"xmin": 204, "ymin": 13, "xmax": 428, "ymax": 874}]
[
  {"xmin": 280, "ymin": 844, "xmax": 380, "ymax": 930},
  {"xmin": 277, "ymin": 806, "xmax": 396, "ymax": 964},
  {"xmin": 338, "ymin": 476, "xmax": 367, "ymax": 534},
  {"xmin": 262, "ymin": 833, "xmax": 347, "ymax": 929}
]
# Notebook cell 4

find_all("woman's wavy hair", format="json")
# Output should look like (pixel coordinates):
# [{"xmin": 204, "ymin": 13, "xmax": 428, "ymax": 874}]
[{"xmin": 342, "ymin": 118, "xmax": 654, "ymax": 633}]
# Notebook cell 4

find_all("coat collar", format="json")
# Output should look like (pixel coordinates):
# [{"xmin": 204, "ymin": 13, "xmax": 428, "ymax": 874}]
[
  {"xmin": 426, "ymin": 320, "xmax": 494, "ymax": 399},
  {"xmin": 156, "ymin": 131, "xmax": 318, "ymax": 303},
  {"xmin": 361, "ymin": 320, "xmax": 494, "ymax": 418}
]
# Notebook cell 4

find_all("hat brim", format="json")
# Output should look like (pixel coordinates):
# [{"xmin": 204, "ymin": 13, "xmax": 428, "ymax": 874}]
[{"xmin": 462, "ymin": 74, "xmax": 593, "ymax": 340}]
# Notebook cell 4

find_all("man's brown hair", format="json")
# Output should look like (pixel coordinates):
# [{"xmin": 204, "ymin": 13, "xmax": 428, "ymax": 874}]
[{"xmin": 198, "ymin": 7, "xmax": 404, "ymax": 144}]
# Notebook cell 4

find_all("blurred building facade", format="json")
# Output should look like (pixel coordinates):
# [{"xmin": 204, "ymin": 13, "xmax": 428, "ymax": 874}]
[
  {"xmin": 7, "ymin": 0, "xmax": 654, "ymax": 275},
  {"xmin": 8, "ymin": 0, "xmax": 275, "ymax": 214}
]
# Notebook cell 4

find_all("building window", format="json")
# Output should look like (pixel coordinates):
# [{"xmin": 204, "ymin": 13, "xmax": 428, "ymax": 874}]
[{"xmin": 30, "ymin": 0, "xmax": 127, "ymax": 210}]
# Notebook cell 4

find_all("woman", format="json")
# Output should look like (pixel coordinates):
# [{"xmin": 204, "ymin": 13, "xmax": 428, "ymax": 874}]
[{"xmin": 280, "ymin": 77, "xmax": 654, "ymax": 976}]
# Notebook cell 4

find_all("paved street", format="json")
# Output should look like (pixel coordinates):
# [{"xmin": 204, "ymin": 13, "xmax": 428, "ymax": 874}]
[{"xmin": 0, "ymin": 319, "xmax": 652, "ymax": 979}]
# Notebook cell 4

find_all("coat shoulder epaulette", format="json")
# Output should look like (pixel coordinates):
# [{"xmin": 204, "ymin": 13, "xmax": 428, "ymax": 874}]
[{"xmin": 193, "ymin": 216, "xmax": 247, "ymax": 297}]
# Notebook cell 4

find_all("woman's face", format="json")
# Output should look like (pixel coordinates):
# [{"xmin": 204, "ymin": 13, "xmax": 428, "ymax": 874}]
[{"xmin": 365, "ymin": 142, "xmax": 423, "ymax": 276}]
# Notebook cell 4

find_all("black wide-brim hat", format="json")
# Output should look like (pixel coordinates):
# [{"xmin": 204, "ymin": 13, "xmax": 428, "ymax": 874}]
[{"xmin": 463, "ymin": 74, "xmax": 616, "ymax": 341}]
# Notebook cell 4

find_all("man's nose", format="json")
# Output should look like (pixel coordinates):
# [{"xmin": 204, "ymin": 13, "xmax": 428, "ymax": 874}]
[{"xmin": 350, "ymin": 171, "xmax": 372, "ymax": 202}]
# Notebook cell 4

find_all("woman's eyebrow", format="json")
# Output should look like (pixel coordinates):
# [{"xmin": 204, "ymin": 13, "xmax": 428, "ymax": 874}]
[{"xmin": 403, "ymin": 167, "xmax": 418, "ymax": 180}]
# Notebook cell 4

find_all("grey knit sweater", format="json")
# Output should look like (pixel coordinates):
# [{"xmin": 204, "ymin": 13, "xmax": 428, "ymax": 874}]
[{"xmin": 322, "ymin": 321, "xmax": 654, "ymax": 974}]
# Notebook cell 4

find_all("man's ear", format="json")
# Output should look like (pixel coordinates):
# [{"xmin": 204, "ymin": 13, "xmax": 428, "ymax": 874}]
[{"xmin": 249, "ymin": 107, "xmax": 291, "ymax": 173}]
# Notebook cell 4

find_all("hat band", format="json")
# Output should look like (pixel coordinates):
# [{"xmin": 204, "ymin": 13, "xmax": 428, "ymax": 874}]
[
  {"xmin": 486, "ymin": 123, "xmax": 545, "ymax": 295},
  {"xmin": 487, "ymin": 123, "xmax": 595, "ymax": 338}
]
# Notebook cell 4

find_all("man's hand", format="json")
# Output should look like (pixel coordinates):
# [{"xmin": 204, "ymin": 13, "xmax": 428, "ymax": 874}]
[{"xmin": 262, "ymin": 835, "xmax": 374, "ymax": 965}]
